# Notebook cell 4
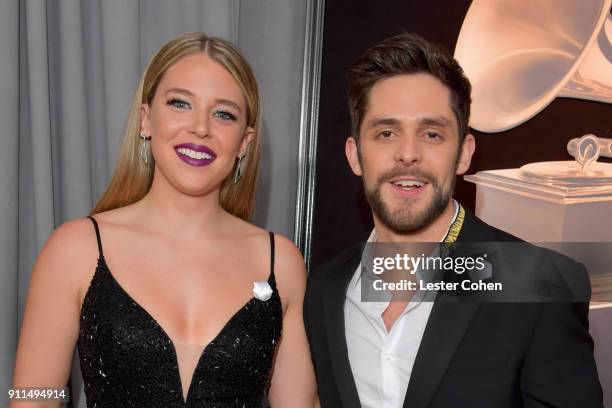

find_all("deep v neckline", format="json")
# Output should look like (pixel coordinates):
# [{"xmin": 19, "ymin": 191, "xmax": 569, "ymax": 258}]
[
  {"xmin": 94, "ymin": 255, "xmax": 273, "ymax": 405},
  {"xmin": 83, "ymin": 216, "xmax": 279, "ymax": 405}
]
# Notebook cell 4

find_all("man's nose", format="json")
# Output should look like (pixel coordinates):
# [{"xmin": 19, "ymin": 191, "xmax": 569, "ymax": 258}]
[{"xmin": 393, "ymin": 135, "xmax": 421, "ymax": 165}]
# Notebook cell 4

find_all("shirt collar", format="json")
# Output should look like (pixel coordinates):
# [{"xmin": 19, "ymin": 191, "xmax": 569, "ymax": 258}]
[{"xmin": 351, "ymin": 199, "xmax": 461, "ymax": 290}]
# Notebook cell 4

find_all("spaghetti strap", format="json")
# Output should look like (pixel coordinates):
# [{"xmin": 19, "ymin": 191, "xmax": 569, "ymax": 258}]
[
  {"xmin": 86, "ymin": 216, "xmax": 104, "ymax": 257},
  {"xmin": 268, "ymin": 232, "xmax": 275, "ymax": 280}
]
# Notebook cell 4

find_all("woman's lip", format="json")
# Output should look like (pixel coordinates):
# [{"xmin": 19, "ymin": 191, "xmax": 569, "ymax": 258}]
[
  {"xmin": 173, "ymin": 143, "xmax": 217, "ymax": 158},
  {"xmin": 174, "ymin": 150, "xmax": 215, "ymax": 167}
]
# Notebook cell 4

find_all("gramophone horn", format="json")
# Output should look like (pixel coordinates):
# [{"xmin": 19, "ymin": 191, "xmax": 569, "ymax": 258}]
[{"xmin": 454, "ymin": 0, "xmax": 612, "ymax": 133}]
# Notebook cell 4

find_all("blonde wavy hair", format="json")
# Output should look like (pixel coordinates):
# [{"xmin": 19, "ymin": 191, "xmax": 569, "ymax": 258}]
[{"xmin": 91, "ymin": 32, "xmax": 261, "ymax": 220}]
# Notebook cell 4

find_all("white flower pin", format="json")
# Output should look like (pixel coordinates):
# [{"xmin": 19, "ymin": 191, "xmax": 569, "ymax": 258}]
[{"xmin": 252, "ymin": 281, "xmax": 273, "ymax": 301}]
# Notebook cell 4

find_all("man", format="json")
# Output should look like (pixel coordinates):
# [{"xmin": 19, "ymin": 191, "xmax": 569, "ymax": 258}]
[{"xmin": 304, "ymin": 33, "xmax": 602, "ymax": 408}]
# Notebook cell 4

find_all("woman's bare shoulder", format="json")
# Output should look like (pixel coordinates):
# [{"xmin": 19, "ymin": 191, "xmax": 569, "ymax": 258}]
[
  {"xmin": 269, "ymin": 233, "xmax": 307, "ymax": 308},
  {"xmin": 224, "ymin": 217, "xmax": 306, "ymax": 299},
  {"xmin": 226, "ymin": 215, "xmax": 304, "ymax": 269},
  {"xmin": 13, "ymin": 217, "xmax": 98, "ymax": 389},
  {"xmin": 272, "ymin": 234, "xmax": 305, "ymax": 269},
  {"xmin": 30, "ymin": 217, "xmax": 101, "ymax": 307},
  {"xmin": 43, "ymin": 217, "xmax": 99, "ymax": 261}
]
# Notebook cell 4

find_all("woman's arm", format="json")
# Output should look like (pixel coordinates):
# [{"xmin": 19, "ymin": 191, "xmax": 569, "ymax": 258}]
[
  {"xmin": 267, "ymin": 235, "xmax": 318, "ymax": 407},
  {"xmin": 11, "ymin": 220, "xmax": 95, "ymax": 408}
]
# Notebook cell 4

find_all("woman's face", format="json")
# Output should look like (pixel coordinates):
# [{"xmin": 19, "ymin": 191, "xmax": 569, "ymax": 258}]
[{"xmin": 141, "ymin": 52, "xmax": 254, "ymax": 198}]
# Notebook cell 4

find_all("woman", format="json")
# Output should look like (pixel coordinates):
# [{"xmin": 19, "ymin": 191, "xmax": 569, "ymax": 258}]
[{"xmin": 12, "ymin": 33, "xmax": 317, "ymax": 407}]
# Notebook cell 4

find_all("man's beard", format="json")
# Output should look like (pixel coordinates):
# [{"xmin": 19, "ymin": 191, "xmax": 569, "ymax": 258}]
[{"xmin": 364, "ymin": 166, "xmax": 455, "ymax": 235}]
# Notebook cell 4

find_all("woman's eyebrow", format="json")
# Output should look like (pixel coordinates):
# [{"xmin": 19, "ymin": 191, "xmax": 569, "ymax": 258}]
[
  {"xmin": 214, "ymin": 98, "xmax": 242, "ymax": 113},
  {"xmin": 164, "ymin": 87, "xmax": 194, "ymax": 97}
]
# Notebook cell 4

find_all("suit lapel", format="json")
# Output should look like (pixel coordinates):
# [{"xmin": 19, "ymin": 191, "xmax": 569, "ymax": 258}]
[
  {"xmin": 403, "ymin": 209, "xmax": 493, "ymax": 408},
  {"xmin": 323, "ymin": 246, "xmax": 362, "ymax": 408},
  {"xmin": 403, "ymin": 297, "xmax": 480, "ymax": 408}
]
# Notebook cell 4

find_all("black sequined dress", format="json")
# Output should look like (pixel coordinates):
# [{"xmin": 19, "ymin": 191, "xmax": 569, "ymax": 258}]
[{"xmin": 78, "ymin": 216, "xmax": 283, "ymax": 407}]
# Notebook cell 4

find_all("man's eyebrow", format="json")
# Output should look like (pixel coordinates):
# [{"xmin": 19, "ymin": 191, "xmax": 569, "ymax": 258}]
[
  {"xmin": 419, "ymin": 116, "xmax": 452, "ymax": 128},
  {"xmin": 365, "ymin": 117, "xmax": 401, "ymax": 129}
]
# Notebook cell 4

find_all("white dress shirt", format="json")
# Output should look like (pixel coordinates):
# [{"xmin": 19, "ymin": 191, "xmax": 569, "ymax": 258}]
[{"xmin": 344, "ymin": 201, "xmax": 459, "ymax": 408}]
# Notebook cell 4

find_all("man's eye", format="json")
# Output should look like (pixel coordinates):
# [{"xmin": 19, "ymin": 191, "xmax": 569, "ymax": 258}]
[
  {"xmin": 424, "ymin": 131, "xmax": 442, "ymax": 141},
  {"xmin": 377, "ymin": 130, "xmax": 393, "ymax": 139},
  {"xmin": 167, "ymin": 98, "xmax": 190, "ymax": 109},
  {"xmin": 214, "ymin": 110, "xmax": 237, "ymax": 121}
]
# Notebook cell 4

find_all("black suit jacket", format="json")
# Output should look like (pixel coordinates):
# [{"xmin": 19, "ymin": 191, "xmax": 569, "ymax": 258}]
[{"xmin": 304, "ymin": 210, "xmax": 602, "ymax": 408}]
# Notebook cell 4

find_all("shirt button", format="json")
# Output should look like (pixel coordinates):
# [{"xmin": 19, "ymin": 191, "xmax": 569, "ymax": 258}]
[{"xmin": 382, "ymin": 353, "xmax": 393, "ymax": 361}]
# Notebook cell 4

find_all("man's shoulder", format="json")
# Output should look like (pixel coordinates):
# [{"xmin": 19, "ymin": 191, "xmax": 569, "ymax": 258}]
[
  {"xmin": 539, "ymin": 246, "xmax": 590, "ymax": 300},
  {"xmin": 463, "ymin": 210, "xmax": 590, "ymax": 299},
  {"xmin": 467, "ymin": 211, "xmax": 584, "ymax": 269},
  {"xmin": 309, "ymin": 244, "xmax": 361, "ymax": 282},
  {"xmin": 459, "ymin": 208, "xmax": 523, "ymax": 243}
]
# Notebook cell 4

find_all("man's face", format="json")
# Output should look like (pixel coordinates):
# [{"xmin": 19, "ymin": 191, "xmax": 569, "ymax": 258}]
[{"xmin": 346, "ymin": 73, "xmax": 475, "ymax": 234}]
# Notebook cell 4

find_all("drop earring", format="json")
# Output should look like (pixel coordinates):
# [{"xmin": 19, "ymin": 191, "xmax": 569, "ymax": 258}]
[
  {"xmin": 139, "ymin": 133, "xmax": 152, "ymax": 164},
  {"xmin": 233, "ymin": 153, "xmax": 245, "ymax": 184}
]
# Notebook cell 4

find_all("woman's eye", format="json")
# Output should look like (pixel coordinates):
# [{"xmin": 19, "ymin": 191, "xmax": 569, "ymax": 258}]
[
  {"xmin": 213, "ymin": 110, "xmax": 237, "ymax": 121},
  {"xmin": 167, "ymin": 98, "xmax": 190, "ymax": 109}
]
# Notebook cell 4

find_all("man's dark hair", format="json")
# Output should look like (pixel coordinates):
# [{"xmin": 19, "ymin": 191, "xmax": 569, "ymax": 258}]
[{"xmin": 347, "ymin": 32, "xmax": 472, "ymax": 142}]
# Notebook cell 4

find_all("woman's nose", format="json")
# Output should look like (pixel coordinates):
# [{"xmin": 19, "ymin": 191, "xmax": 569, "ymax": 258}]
[{"xmin": 190, "ymin": 112, "xmax": 209, "ymax": 138}]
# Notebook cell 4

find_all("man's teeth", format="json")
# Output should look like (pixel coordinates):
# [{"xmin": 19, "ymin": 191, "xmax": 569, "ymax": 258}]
[
  {"xmin": 392, "ymin": 180, "xmax": 425, "ymax": 188},
  {"xmin": 177, "ymin": 147, "xmax": 213, "ymax": 160}
]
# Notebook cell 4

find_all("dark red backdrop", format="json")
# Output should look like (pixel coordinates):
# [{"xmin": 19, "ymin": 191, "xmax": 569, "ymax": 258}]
[{"xmin": 310, "ymin": 0, "xmax": 612, "ymax": 268}]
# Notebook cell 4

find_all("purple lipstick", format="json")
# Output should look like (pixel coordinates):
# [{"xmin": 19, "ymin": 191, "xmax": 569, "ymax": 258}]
[{"xmin": 174, "ymin": 143, "xmax": 217, "ymax": 167}]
